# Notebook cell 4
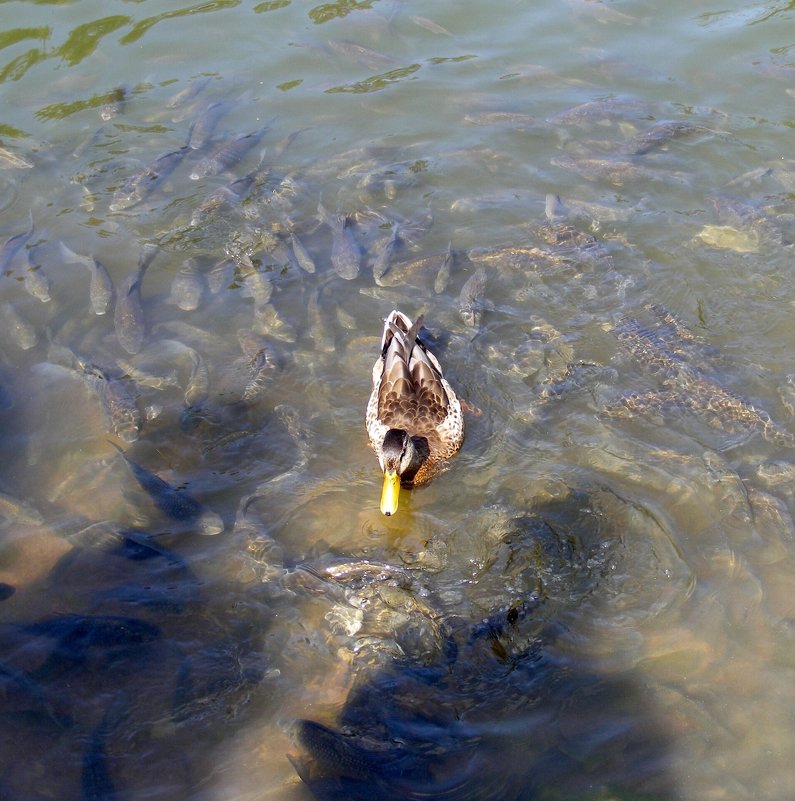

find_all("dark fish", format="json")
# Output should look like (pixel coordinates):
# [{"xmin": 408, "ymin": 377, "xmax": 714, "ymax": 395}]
[
  {"xmin": 458, "ymin": 267, "xmax": 487, "ymax": 327},
  {"xmin": 109, "ymin": 147, "xmax": 188, "ymax": 211},
  {"xmin": 82, "ymin": 692, "xmax": 129, "ymax": 801},
  {"xmin": 114, "ymin": 243, "xmax": 158, "ymax": 354},
  {"xmin": 0, "ymin": 210, "xmax": 34, "ymax": 273},
  {"xmin": 187, "ymin": 99, "xmax": 231, "ymax": 150},
  {"xmin": 21, "ymin": 614, "xmax": 160, "ymax": 648},
  {"xmin": 371, "ymin": 222, "xmax": 400, "ymax": 286},
  {"xmin": 76, "ymin": 360, "xmax": 142, "ymax": 443},
  {"xmin": 110, "ymin": 442, "xmax": 223, "ymax": 535},
  {"xmin": 189, "ymin": 126, "xmax": 270, "ymax": 180},
  {"xmin": 59, "ymin": 242, "xmax": 115, "ymax": 315},
  {"xmin": 317, "ymin": 204, "xmax": 360, "ymax": 279},
  {"xmin": 0, "ymin": 656, "xmax": 71, "ymax": 729},
  {"xmin": 0, "ymin": 583, "xmax": 14, "ymax": 601},
  {"xmin": 168, "ymin": 257, "xmax": 204, "ymax": 311},
  {"xmin": 433, "ymin": 241, "xmax": 454, "ymax": 294},
  {"xmin": 293, "ymin": 719, "xmax": 382, "ymax": 782},
  {"xmin": 625, "ymin": 120, "xmax": 709, "ymax": 156}
]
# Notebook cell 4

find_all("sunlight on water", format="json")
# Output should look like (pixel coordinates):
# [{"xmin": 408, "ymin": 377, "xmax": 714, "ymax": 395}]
[{"xmin": 0, "ymin": 1, "xmax": 794, "ymax": 799}]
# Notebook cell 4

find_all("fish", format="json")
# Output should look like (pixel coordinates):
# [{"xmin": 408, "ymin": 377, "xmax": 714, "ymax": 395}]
[
  {"xmin": 184, "ymin": 347, "xmax": 209, "ymax": 408},
  {"xmin": 114, "ymin": 243, "xmax": 158, "ymax": 354},
  {"xmin": 3, "ymin": 301, "xmax": 37, "ymax": 349},
  {"xmin": 327, "ymin": 39, "xmax": 398, "ymax": 70},
  {"xmin": 76, "ymin": 359, "xmax": 142, "ymax": 443},
  {"xmin": 457, "ymin": 267, "xmax": 487, "ymax": 327},
  {"xmin": 290, "ymin": 232, "xmax": 316, "ymax": 274},
  {"xmin": 23, "ymin": 612, "xmax": 159, "ymax": 643},
  {"xmin": 253, "ymin": 302, "xmax": 296, "ymax": 342},
  {"xmin": 109, "ymin": 147, "xmax": 189, "ymax": 212},
  {"xmin": 168, "ymin": 257, "xmax": 204, "ymax": 311},
  {"xmin": 239, "ymin": 261, "xmax": 274, "ymax": 306},
  {"xmin": 116, "ymin": 359, "xmax": 180, "ymax": 390},
  {"xmin": 307, "ymin": 285, "xmax": 335, "ymax": 354},
  {"xmin": 207, "ymin": 257, "xmax": 235, "ymax": 294},
  {"xmin": 0, "ymin": 583, "xmax": 14, "ymax": 601},
  {"xmin": 110, "ymin": 442, "xmax": 224, "ymax": 535},
  {"xmin": 292, "ymin": 719, "xmax": 384, "ymax": 783},
  {"xmin": 81, "ymin": 692, "xmax": 129, "ymax": 801},
  {"xmin": 0, "ymin": 656, "xmax": 72, "ymax": 729},
  {"xmin": 0, "ymin": 145, "xmax": 34, "ymax": 170},
  {"xmin": 99, "ymin": 85, "xmax": 127, "ymax": 121},
  {"xmin": 433, "ymin": 241, "xmax": 454, "ymax": 294},
  {"xmin": 15, "ymin": 614, "xmax": 161, "ymax": 681},
  {"xmin": 167, "ymin": 76, "xmax": 212, "ymax": 111},
  {"xmin": 317, "ymin": 204, "xmax": 360, "ymax": 279},
  {"xmin": 371, "ymin": 222, "xmax": 400, "ymax": 286},
  {"xmin": 625, "ymin": 120, "xmax": 710, "ymax": 156},
  {"xmin": 23, "ymin": 246, "xmax": 51, "ymax": 303},
  {"xmin": 0, "ymin": 211, "xmax": 34, "ymax": 274},
  {"xmin": 237, "ymin": 330, "xmax": 275, "ymax": 402},
  {"xmin": 0, "ymin": 490, "xmax": 44, "ymax": 526},
  {"xmin": 189, "ymin": 126, "xmax": 270, "ymax": 180},
  {"xmin": 59, "ymin": 242, "xmax": 115, "ymax": 315},
  {"xmin": 187, "ymin": 99, "xmax": 230, "ymax": 150}
]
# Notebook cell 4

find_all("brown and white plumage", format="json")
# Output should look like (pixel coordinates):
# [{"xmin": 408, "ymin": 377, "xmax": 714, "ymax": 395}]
[{"xmin": 366, "ymin": 311, "xmax": 464, "ymax": 515}]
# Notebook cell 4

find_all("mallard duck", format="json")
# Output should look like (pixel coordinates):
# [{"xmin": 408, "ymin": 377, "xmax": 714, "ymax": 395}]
[{"xmin": 366, "ymin": 310, "xmax": 464, "ymax": 516}]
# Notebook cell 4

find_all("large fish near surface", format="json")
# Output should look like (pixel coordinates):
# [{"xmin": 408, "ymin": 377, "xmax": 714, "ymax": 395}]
[
  {"xmin": 0, "ymin": 210, "xmax": 34, "ymax": 273},
  {"xmin": 114, "ymin": 243, "xmax": 158, "ymax": 354},
  {"xmin": 289, "ymin": 232, "xmax": 316, "ymax": 274},
  {"xmin": 317, "ymin": 204, "xmax": 360, "ymax": 279},
  {"xmin": 189, "ymin": 125, "xmax": 271, "ymax": 180},
  {"xmin": 167, "ymin": 257, "xmax": 204, "ymax": 311},
  {"xmin": 110, "ymin": 442, "xmax": 223, "ymax": 535},
  {"xmin": 23, "ymin": 244, "xmax": 51, "ymax": 303},
  {"xmin": 82, "ymin": 691, "xmax": 129, "ymax": 801},
  {"xmin": 3, "ymin": 301, "xmax": 37, "ymax": 350},
  {"xmin": 76, "ymin": 359, "xmax": 142, "ymax": 443},
  {"xmin": 9, "ymin": 614, "xmax": 161, "ymax": 681},
  {"xmin": 371, "ymin": 221, "xmax": 401, "ymax": 286},
  {"xmin": 109, "ymin": 146, "xmax": 189, "ymax": 212},
  {"xmin": 60, "ymin": 242, "xmax": 115, "ymax": 315},
  {"xmin": 458, "ymin": 266, "xmax": 487, "ymax": 327},
  {"xmin": 433, "ymin": 241, "xmax": 455, "ymax": 294},
  {"xmin": 187, "ymin": 99, "xmax": 232, "ymax": 150}
]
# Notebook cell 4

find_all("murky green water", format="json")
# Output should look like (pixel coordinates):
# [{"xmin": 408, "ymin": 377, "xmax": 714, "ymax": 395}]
[{"xmin": 1, "ymin": 1, "xmax": 794, "ymax": 799}]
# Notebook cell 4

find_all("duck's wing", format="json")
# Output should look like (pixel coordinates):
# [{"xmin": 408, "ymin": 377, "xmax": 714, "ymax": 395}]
[{"xmin": 377, "ymin": 312, "xmax": 450, "ymax": 432}]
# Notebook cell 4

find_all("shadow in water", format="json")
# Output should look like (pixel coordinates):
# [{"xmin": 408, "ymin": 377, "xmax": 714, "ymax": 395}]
[{"xmin": 291, "ymin": 488, "xmax": 680, "ymax": 801}]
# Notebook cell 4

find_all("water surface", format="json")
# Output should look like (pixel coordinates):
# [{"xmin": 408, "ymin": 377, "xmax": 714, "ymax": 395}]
[{"xmin": 1, "ymin": 1, "xmax": 794, "ymax": 799}]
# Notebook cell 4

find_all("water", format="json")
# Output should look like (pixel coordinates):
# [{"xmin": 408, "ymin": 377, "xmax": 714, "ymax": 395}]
[{"xmin": 1, "ymin": 1, "xmax": 794, "ymax": 799}]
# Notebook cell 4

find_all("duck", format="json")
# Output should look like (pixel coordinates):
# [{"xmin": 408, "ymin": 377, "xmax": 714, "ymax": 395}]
[{"xmin": 366, "ymin": 310, "xmax": 464, "ymax": 516}]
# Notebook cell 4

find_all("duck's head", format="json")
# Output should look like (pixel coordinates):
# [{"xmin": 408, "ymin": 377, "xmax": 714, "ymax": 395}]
[{"xmin": 378, "ymin": 428, "xmax": 417, "ymax": 515}]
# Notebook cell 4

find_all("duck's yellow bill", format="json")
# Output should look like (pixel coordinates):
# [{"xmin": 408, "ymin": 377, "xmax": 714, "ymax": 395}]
[{"xmin": 380, "ymin": 469, "xmax": 400, "ymax": 516}]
